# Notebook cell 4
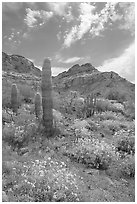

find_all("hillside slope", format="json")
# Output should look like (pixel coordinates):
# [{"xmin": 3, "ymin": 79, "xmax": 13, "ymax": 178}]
[
  {"xmin": 53, "ymin": 63, "xmax": 135, "ymax": 101},
  {"xmin": 2, "ymin": 52, "xmax": 41, "ymax": 77}
]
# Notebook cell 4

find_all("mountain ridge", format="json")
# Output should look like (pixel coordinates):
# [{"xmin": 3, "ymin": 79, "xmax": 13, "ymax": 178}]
[
  {"xmin": 2, "ymin": 52, "xmax": 41, "ymax": 77},
  {"xmin": 2, "ymin": 51, "xmax": 135, "ymax": 102}
]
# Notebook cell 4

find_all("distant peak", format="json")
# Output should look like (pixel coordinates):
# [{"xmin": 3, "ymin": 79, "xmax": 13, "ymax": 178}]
[
  {"xmin": 81, "ymin": 63, "xmax": 92, "ymax": 67},
  {"xmin": 64, "ymin": 62, "xmax": 99, "ymax": 77}
]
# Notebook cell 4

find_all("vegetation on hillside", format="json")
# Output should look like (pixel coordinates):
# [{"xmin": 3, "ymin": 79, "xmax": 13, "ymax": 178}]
[{"xmin": 2, "ymin": 60, "xmax": 135, "ymax": 202}]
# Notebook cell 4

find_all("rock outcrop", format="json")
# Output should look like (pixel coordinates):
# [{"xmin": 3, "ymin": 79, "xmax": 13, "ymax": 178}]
[
  {"xmin": 2, "ymin": 52, "xmax": 41, "ymax": 76},
  {"xmin": 53, "ymin": 63, "xmax": 135, "ymax": 101}
]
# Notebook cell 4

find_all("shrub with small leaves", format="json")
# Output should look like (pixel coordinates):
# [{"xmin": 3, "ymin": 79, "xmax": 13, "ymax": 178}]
[
  {"xmin": 106, "ymin": 89, "xmax": 126, "ymax": 103},
  {"xmin": 116, "ymin": 136, "xmax": 135, "ymax": 156},
  {"xmin": 107, "ymin": 154, "xmax": 135, "ymax": 179},
  {"xmin": 65, "ymin": 138, "xmax": 116, "ymax": 170},
  {"xmin": 18, "ymin": 84, "xmax": 35, "ymax": 104},
  {"xmin": 119, "ymin": 155, "xmax": 135, "ymax": 178}
]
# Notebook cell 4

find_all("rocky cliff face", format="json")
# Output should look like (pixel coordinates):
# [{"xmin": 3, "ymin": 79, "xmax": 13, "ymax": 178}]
[
  {"xmin": 53, "ymin": 63, "xmax": 135, "ymax": 101},
  {"xmin": 2, "ymin": 52, "xmax": 41, "ymax": 76}
]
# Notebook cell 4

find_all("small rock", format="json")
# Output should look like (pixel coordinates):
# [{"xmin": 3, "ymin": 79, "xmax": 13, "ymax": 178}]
[
  {"xmin": 84, "ymin": 169, "xmax": 100, "ymax": 176},
  {"xmin": 19, "ymin": 147, "xmax": 29, "ymax": 155},
  {"xmin": 2, "ymin": 191, "xmax": 9, "ymax": 202}
]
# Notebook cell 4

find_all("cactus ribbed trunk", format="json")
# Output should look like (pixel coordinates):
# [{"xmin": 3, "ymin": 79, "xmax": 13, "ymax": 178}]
[
  {"xmin": 11, "ymin": 84, "xmax": 18, "ymax": 114},
  {"xmin": 35, "ymin": 92, "xmax": 42, "ymax": 120},
  {"xmin": 41, "ymin": 58, "xmax": 53, "ymax": 136}
]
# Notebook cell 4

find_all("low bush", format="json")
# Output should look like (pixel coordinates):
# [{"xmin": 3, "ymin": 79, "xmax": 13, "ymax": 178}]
[
  {"xmin": 100, "ymin": 120, "xmax": 121, "ymax": 134},
  {"xmin": 65, "ymin": 138, "xmax": 116, "ymax": 170},
  {"xmin": 18, "ymin": 84, "xmax": 35, "ymax": 104},
  {"xmin": 106, "ymin": 89, "xmax": 126, "ymax": 103},
  {"xmin": 107, "ymin": 155, "xmax": 135, "ymax": 179},
  {"xmin": 116, "ymin": 136, "xmax": 135, "ymax": 156},
  {"xmin": 123, "ymin": 101, "xmax": 135, "ymax": 120},
  {"xmin": 96, "ymin": 111, "xmax": 125, "ymax": 121},
  {"xmin": 2, "ymin": 121, "xmax": 38, "ymax": 150},
  {"xmin": 119, "ymin": 155, "xmax": 135, "ymax": 178},
  {"xmin": 96, "ymin": 99, "xmax": 124, "ymax": 114}
]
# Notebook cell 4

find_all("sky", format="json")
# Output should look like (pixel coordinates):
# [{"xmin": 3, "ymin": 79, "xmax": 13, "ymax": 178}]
[{"xmin": 2, "ymin": 2, "xmax": 135, "ymax": 83}]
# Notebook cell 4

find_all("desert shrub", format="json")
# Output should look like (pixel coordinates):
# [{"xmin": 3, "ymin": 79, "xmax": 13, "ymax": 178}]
[
  {"xmin": 65, "ymin": 138, "xmax": 116, "ymax": 170},
  {"xmin": 18, "ymin": 84, "xmax": 35, "ymax": 104},
  {"xmin": 96, "ymin": 99, "xmax": 124, "ymax": 114},
  {"xmin": 87, "ymin": 120, "xmax": 99, "ymax": 131},
  {"xmin": 123, "ymin": 101, "xmax": 135, "ymax": 120},
  {"xmin": 96, "ymin": 111, "xmax": 125, "ymax": 121},
  {"xmin": 3, "ymin": 123, "xmax": 25, "ymax": 149},
  {"xmin": 106, "ymin": 89, "xmax": 126, "ymax": 103},
  {"xmin": 14, "ymin": 106, "xmax": 36, "ymax": 126},
  {"xmin": 119, "ymin": 155, "xmax": 135, "ymax": 178},
  {"xmin": 60, "ymin": 92, "xmax": 85, "ymax": 118},
  {"xmin": 2, "ymin": 123, "xmax": 16, "ymax": 144},
  {"xmin": 116, "ymin": 136, "xmax": 135, "ymax": 156},
  {"xmin": 107, "ymin": 155, "xmax": 135, "ymax": 179},
  {"xmin": 2, "ymin": 157, "xmax": 85, "ymax": 202},
  {"xmin": 3, "ymin": 121, "xmax": 37, "ymax": 150},
  {"xmin": 100, "ymin": 120, "xmax": 121, "ymax": 134},
  {"xmin": 2, "ymin": 105, "xmax": 37, "ymax": 148},
  {"xmin": 107, "ymin": 102, "xmax": 124, "ymax": 114}
]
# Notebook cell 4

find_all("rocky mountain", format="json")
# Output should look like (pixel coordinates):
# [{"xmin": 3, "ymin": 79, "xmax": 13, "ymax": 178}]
[
  {"xmin": 2, "ymin": 52, "xmax": 135, "ymax": 102},
  {"xmin": 2, "ymin": 52, "xmax": 41, "ymax": 77},
  {"xmin": 53, "ymin": 63, "xmax": 135, "ymax": 101}
]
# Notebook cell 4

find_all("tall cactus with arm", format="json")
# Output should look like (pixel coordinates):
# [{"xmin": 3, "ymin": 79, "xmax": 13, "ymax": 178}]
[
  {"xmin": 11, "ymin": 83, "xmax": 18, "ymax": 114},
  {"xmin": 41, "ymin": 58, "xmax": 53, "ymax": 136}
]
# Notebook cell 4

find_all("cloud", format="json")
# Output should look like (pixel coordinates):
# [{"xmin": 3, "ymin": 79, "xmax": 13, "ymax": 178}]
[
  {"xmin": 63, "ymin": 26, "xmax": 78, "ymax": 47},
  {"xmin": 119, "ymin": 2, "xmax": 135, "ymax": 35},
  {"xmin": 2, "ymin": 2, "xmax": 23, "ymax": 12},
  {"xmin": 24, "ymin": 8, "xmax": 53, "ymax": 28},
  {"xmin": 98, "ymin": 42, "xmax": 135, "ymax": 83},
  {"xmin": 62, "ymin": 57, "xmax": 81, "ymax": 64},
  {"xmin": 51, "ymin": 67, "xmax": 68, "ymax": 76},
  {"xmin": 63, "ymin": 3, "xmax": 97, "ymax": 47},
  {"xmin": 77, "ymin": 3, "xmax": 97, "ymax": 39},
  {"xmin": 63, "ymin": 2, "xmax": 119, "ymax": 48},
  {"xmin": 55, "ymin": 54, "xmax": 81, "ymax": 64},
  {"xmin": 47, "ymin": 2, "xmax": 68, "ymax": 16},
  {"xmin": 63, "ymin": 2, "xmax": 135, "ymax": 48}
]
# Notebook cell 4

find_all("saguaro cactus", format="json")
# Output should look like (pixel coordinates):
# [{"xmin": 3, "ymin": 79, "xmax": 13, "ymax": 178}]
[
  {"xmin": 11, "ymin": 83, "xmax": 18, "ymax": 114},
  {"xmin": 41, "ymin": 58, "xmax": 53, "ymax": 136},
  {"xmin": 35, "ymin": 92, "xmax": 42, "ymax": 120}
]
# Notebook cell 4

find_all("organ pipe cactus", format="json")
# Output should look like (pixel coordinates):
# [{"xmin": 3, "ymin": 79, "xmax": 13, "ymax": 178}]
[
  {"xmin": 84, "ymin": 93, "xmax": 96, "ymax": 117},
  {"xmin": 11, "ymin": 83, "xmax": 18, "ymax": 114},
  {"xmin": 34, "ymin": 92, "xmax": 42, "ymax": 120},
  {"xmin": 41, "ymin": 58, "xmax": 53, "ymax": 136}
]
